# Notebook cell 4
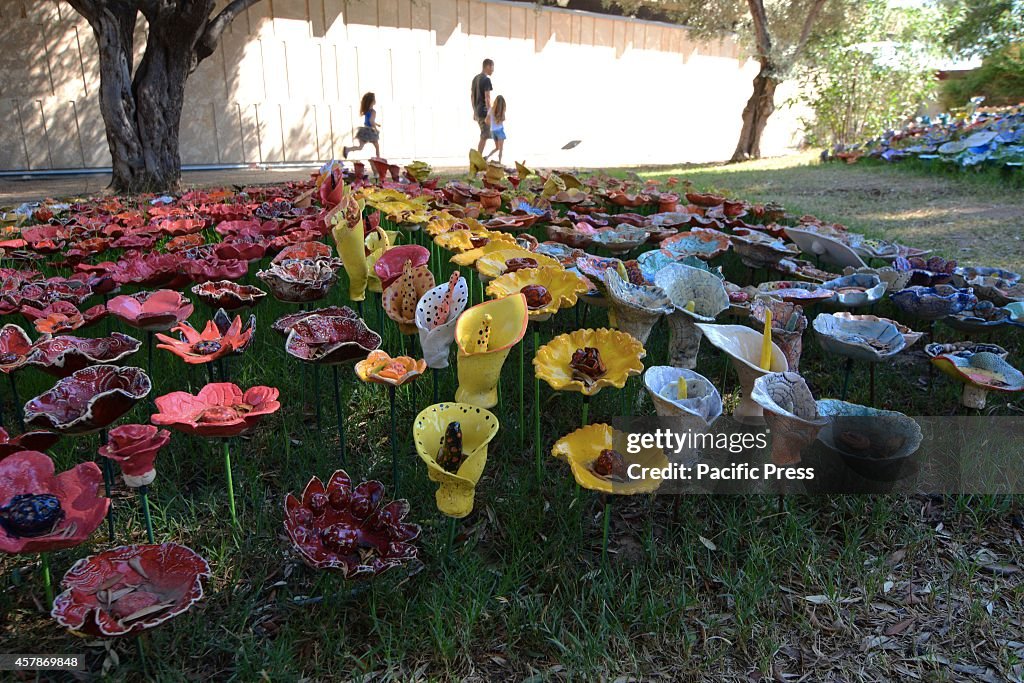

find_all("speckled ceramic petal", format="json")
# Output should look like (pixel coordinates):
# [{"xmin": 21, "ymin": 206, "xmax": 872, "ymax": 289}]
[{"xmin": 416, "ymin": 275, "xmax": 469, "ymax": 369}]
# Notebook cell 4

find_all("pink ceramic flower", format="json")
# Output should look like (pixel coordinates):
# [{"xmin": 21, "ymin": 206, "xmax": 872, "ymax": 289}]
[
  {"xmin": 151, "ymin": 383, "xmax": 280, "ymax": 438},
  {"xmin": 24, "ymin": 365, "xmax": 152, "ymax": 434},
  {"xmin": 51, "ymin": 543, "xmax": 210, "ymax": 636},
  {"xmin": 108, "ymin": 290, "xmax": 194, "ymax": 332},
  {"xmin": 99, "ymin": 424, "xmax": 171, "ymax": 487},
  {"xmin": 0, "ymin": 450, "xmax": 109, "ymax": 554},
  {"xmin": 0, "ymin": 324, "xmax": 33, "ymax": 373}
]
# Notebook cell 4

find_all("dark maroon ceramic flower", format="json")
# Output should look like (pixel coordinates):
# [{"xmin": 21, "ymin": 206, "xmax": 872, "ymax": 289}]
[
  {"xmin": 0, "ymin": 324, "xmax": 33, "ymax": 374},
  {"xmin": 271, "ymin": 306, "xmax": 358, "ymax": 337},
  {"xmin": 51, "ymin": 543, "xmax": 210, "ymax": 636},
  {"xmin": 0, "ymin": 450, "xmax": 109, "ymax": 554},
  {"xmin": 24, "ymin": 365, "xmax": 152, "ymax": 434},
  {"xmin": 256, "ymin": 259, "xmax": 336, "ymax": 303},
  {"xmin": 107, "ymin": 290, "xmax": 194, "ymax": 332},
  {"xmin": 284, "ymin": 314, "xmax": 382, "ymax": 365},
  {"xmin": 0, "ymin": 428, "xmax": 60, "ymax": 460},
  {"xmin": 99, "ymin": 424, "xmax": 171, "ymax": 487},
  {"xmin": 181, "ymin": 255, "xmax": 248, "ymax": 284},
  {"xmin": 25, "ymin": 333, "xmax": 141, "ymax": 378},
  {"xmin": 151, "ymin": 382, "xmax": 280, "ymax": 438},
  {"xmin": 283, "ymin": 470, "xmax": 420, "ymax": 577},
  {"xmin": 111, "ymin": 252, "xmax": 184, "ymax": 287},
  {"xmin": 14, "ymin": 277, "xmax": 93, "ymax": 308},
  {"xmin": 191, "ymin": 280, "xmax": 267, "ymax": 311}
]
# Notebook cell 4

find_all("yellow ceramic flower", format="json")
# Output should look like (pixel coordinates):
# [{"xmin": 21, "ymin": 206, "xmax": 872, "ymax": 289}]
[
  {"xmin": 450, "ymin": 239, "xmax": 523, "ymax": 267},
  {"xmin": 551, "ymin": 423, "xmax": 666, "ymax": 494},
  {"xmin": 365, "ymin": 227, "xmax": 401, "ymax": 294},
  {"xmin": 541, "ymin": 174, "xmax": 565, "ymax": 199},
  {"xmin": 469, "ymin": 148, "xmax": 487, "ymax": 176},
  {"xmin": 436, "ymin": 229, "xmax": 515, "ymax": 256},
  {"xmin": 383, "ymin": 262, "xmax": 435, "ymax": 334},
  {"xmin": 454, "ymin": 294, "xmax": 529, "ymax": 408},
  {"xmin": 355, "ymin": 350, "xmax": 427, "ymax": 387},
  {"xmin": 486, "ymin": 266, "xmax": 588, "ymax": 321},
  {"xmin": 426, "ymin": 212, "xmax": 465, "ymax": 238},
  {"xmin": 414, "ymin": 402, "xmax": 499, "ymax": 517},
  {"xmin": 474, "ymin": 248, "xmax": 560, "ymax": 280},
  {"xmin": 330, "ymin": 187, "xmax": 368, "ymax": 302},
  {"xmin": 534, "ymin": 328, "xmax": 646, "ymax": 397},
  {"xmin": 515, "ymin": 161, "xmax": 533, "ymax": 179}
]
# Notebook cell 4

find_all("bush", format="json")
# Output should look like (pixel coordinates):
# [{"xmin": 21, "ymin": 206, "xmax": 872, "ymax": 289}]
[{"xmin": 940, "ymin": 45, "xmax": 1024, "ymax": 109}]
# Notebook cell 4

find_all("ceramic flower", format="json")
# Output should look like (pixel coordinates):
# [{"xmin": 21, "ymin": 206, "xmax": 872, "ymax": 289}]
[
  {"xmin": 383, "ymin": 262, "xmax": 435, "ymax": 334},
  {"xmin": 190, "ymin": 280, "xmax": 267, "ymax": 311},
  {"xmin": 98, "ymin": 424, "xmax": 171, "ymax": 487},
  {"xmin": 750, "ymin": 372, "xmax": 826, "ymax": 466},
  {"xmin": 51, "ymin": 543, "xmax": 210, "ymax": 637},
  {"xmin": 660, "ymin": 229, "xmax": 731, "ymax": 260},
  {"xmin": 108, "ymin": 290, "xmax": 194, "ymax": 332},
  {"xmin": 0, "ymin": 450, "xmax": 109, "ymax": 554},
  {"xmin": 454, "ymin": 294, "xmax": 529, "ymax": 408},
  {"xmin": 374, "ymin": 244, "xmax": 431, "ymax": 292},
  {"xmin": 812, "ymin": 313, "xmax": 906, "ymax": 362},
  {"xmin": 155, "ymin": 314, "xmax": 254, "ymax": 365},
  {"xmin": 271, "ymin": 306, "xmax": 359, "ymax": 337},
  {"xmin": 551, "ymin": 424, "xmax": 666, "ymax": 494},
  {"xmin": 152, "ymin": 383, "xmax": 280, "ymax": 438},
  {"xmin": 355, "ymin": 350, "xmax": 427, "ymax": 387},
  {"xmin": 474, "ymin": 248, "xmax": 560, "ymax": 280},
  {"xmin": 330, "ymin": 188, "xmax": 369, "ymax": 302},
  {"xmin": 285, "ymin": 314, "xmax": 382, "ymax": 365},
  {"xmin": 534, "ymin": 328, "xmax": 646, "ymax": 397},
  {"xmin": 256, "ymin": 259, "xmax": 337, "ymax": 303},
  {"xmin": 603, "ymin": 271, "xmax": 673, "ymax": 346},
  {"xmin": 413, "ymin": 403, "xmax": 499, "ymax": 518},
  {"xmin": 486, "ymin": 266, "xmax": 588, "ymax": 321},
  {"xmin": 695, "ymin": 324, "xmax": 787, "ymax": 421},
  {"xmin": 24, "ymin": 365, "xmax": 152, "ymax": 434},
  {"xmin": 0, "ymin": 323, "xmax": 33, "ymax": 373},
  {"xmin": 283, "ymin": 469, "xmax": 421, "ymax": 577},
  {"xmin": 22, "ymin": 301, "xmax": 108, "ymax": 335},
  {"xmin": 25, "ymin": 333, "xmax": 141, "ymax": 378},
  {"xmin": 0, "ymin": 428, "xmax": 60, "ymax": 459},
  {"xmin": 273, "ymin": 241, "xmax": 334, "ymax": 264},
  {"xmin": 931, "ymin": 351, "xmax": 1024, "ymax": 409}
]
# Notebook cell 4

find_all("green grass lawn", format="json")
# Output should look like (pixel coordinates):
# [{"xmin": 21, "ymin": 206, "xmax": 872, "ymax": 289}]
[{"xmin": 2, "ymin": 156, "xmax": 1023, "ymax": 681}]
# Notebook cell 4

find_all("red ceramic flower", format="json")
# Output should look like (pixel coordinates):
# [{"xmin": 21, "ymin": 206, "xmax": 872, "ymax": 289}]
[
  {"xmin": 98, "ymin": 424, "xmax": 171, "ymax": 487},
  {"xmin": 0, "ymin": 428, "xmax": 60, "ymax": 460},
  {"xmin": 111, "ymin": 252, "xmax": 185, "ymax": 288},
  {"xmin": 214, "ymin": 236, "xmax": 267, "ymax": 262},
  {"xmin": 256, "ymin": 259, "xmax": 337, "ymax": 303},
  {"xmin": 157, "ymin": 218, "xmax": 207, "ymax": 236},
  {"xmin": 155, "ymin": 314, "xmax": 254, "ymax": 364},
  {"xmin": 283, "ymin": 470, "xmax": 420, "ymax": 577},
  {"xmin": 21, "ymin": 301, "xmax": 107, "ymax": 335},
  {"xmin": 15, "ymin": 277, "xmax": 93, "ymax": 308},
  {"xmin": 0, "ymin": 450, "xmax": 109, "ymax": 554},
  {"xmin": 108, "ymin": 290, "xmax": 194, "ymax": 332},
  {"xmin": 151, "ymin": 383, "xmax": 280, "ymax": 438},
  {"xmin": 284, "ymin": 314, "xmax": 382, "ymax": 365},
  {"xmin": 191, "ymin": 280, "xmax": 267, "ymax": 311},
  {"xmin": 0, "ymin": 324, "xmax": 33, "ymax": 373},
  {"xmin": 181, "ymin": 254, "xmax": 248, "ymax": 284},
  {"xmin": 271, "ymin": 306, "xmax": 358, "ymax": 337},
  {"xmin": 374, "ymin": 245, "xmax": 431, "ymax": 292},
  {"xmin": 25, "ymin": 333, "xmax": 141, "ymax": 378},
  {"xmin": 51, "ymin": 543, "xmax": 210, "ymax": 636},
  {"xmin": 24, "ymin": 365, "xmax": 152, "ymax": 434},
  {"xmin": 165, "ymin": 233, "xmax": 206, "ymax": 252},
  {"xmin": 272, "ymin": 241, "xmax": 333, "ymax": 264}
]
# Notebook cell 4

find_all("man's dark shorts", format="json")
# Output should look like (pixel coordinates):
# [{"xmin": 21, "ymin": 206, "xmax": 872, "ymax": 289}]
[{"xmin": 477, "ymin": 118, "xmax": 492, "ymax": 141}]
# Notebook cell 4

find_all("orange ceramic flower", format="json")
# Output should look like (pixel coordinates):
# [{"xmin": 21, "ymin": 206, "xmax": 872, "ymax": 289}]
[
  {"xmin": 34, "ymin": 310, "xmax": 84, "ymax": 335},
  {"xmin": 355, "ymin": 350, "xmax": 427, "ymax": 387},
  {"xmin": 155, "ymin": 315, "xmax": 254, "ymax": 365},
  {"xmin": 382, "ymin": 262, "xmax": 435, "ymax": 334}
]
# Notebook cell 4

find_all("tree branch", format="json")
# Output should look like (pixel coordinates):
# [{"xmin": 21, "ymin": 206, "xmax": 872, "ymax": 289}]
[
  {"xmin": 195, "ymin": 0, "xmax": 261, "ymax": 61},
  {"xmin": 791, "ymin": 0, "xmax": 829, "ymax": 61},
  {"xmin": 746, "ymin": 0, "xmax": 772, "ymax": 58}
]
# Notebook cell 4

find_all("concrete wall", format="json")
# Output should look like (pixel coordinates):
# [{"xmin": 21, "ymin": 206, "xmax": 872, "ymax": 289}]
[{"xmin": 0, "ymin": 0, "xmax": 803, "ymax": 172}]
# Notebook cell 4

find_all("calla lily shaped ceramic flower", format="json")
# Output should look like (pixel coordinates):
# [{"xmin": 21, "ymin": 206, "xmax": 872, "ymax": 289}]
[
  {"xmin": 24, "ymin": 365, "xmax": 152, "ymax": 434},
  {"xmin": 486, "ymin": 266, "xmax": 588, "ymax": 321},
  {"xmin": 108, "ymin": 290, "xmax": 194, "ymax": 332},
  {"xmin": 551, "ymin": 423, "xmax": 666, "ymax": 494},
  {"xmin": 355, "ymin": 350, "xmax": 427, "ymax": 387},
  {"xmin": 0, "ymin": 450, "xmax": 109, "ymax": 554},
  {"xmin": 151, "ymin": 383, "xmax": 280, "ymax": 438},
  {"xmin": 534, "ymin": 328, "xmax": 646, "ymax": 397},
  {"xmin": 383, "ymin": 262, "xmax": 435, "ymax": 334},
  {"xmin": 330, "ymin": 189, "xmax": 369, "ymax": 302},
  {"xmin": 654, "ymin": 263, "xmax": 729, "ymax": 369},
  {"xmin": 283, "ymin": 469, "xmax": 421, "ymax": 577},
  {"xmin": 155, "ymin": 315, "xmax": 254, "ymax": 365},
  {"xmin": 51, "ymin": 543, "xmax": 210, "ymax": 637},
  {"xmin": 285, "ymin": 314, "xmax": 381, "ymax": 365},
  {"xmin": 98, "ymin": 424, "xmax": 171, "ymax": 487},
  {"xmin": 413, "ymin": 403, "xmax": 499, "ymax": 518},
  {"xmin": 374, "ymin": 244, "xmax": 431, "ymax": 292},
  {"xmin": 603, "ymin": 271, "xmax": 673, "ymax": 345},
  {"xmin": 416, "ymin": 273, "xmax": 469, "ymax": 369},
  {"xmin": 454, "ymin": 294, "xmax": 529, "ymax": 408}
]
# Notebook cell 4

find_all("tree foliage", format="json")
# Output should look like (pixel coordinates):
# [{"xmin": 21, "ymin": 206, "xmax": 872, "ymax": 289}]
[
  {"xmin": 790, "ymin": 0, "xmax": 940, "ymax": 147},
  {"xmin": 939, "ymin": 0, "xmax": 1024, "ymax": 57}
]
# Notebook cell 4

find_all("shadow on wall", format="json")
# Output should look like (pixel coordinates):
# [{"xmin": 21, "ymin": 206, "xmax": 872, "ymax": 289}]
[{"xmin": 0, "ymin": 0, "xmax": 802, "ymax": 172}]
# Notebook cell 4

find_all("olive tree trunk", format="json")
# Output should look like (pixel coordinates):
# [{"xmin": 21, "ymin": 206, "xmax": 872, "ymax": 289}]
[
  {"xmin": 731, "ymin": 59, "xmax": 780, "ymax": 162},
  {"xmin": 67, "ymin": 0, "xmax": 262, "ymax": 194}
]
